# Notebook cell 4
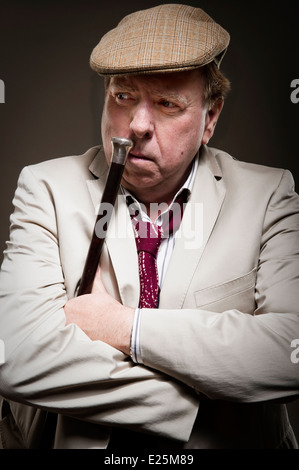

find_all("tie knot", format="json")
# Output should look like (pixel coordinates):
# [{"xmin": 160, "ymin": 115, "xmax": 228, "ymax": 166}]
[{"xmin": 134, "ymin": 220, "xmax": 163, "ymax": 258}]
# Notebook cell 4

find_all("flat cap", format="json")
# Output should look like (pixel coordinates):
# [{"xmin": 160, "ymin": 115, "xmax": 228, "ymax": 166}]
[{"xmin": 90, "ymin": 4, "xmax": 230, "ymax": 76}]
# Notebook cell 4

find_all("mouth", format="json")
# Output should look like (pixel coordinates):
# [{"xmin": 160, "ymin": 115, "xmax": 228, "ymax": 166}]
[{"xmin": 128, "ymin": 151, "xmax": 153, "ymax": 162}]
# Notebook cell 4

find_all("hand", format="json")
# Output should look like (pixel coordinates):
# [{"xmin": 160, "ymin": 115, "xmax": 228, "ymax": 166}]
[{"xmin": 64, "ymin": 268, "xmax": 134, "ymax": 355}]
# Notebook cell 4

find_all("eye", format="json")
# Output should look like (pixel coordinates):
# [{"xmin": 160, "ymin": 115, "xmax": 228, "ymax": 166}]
[
  {"xmin": 157, "ymin": 98, "xmax": 183, "ymax": 113},
  {"xmin": 113, "ymin": 91, "xmax": 135, "ymax": 106},
  {"xmin": 159, "ymin": 100, "xmax": 176, "ymax": 108},
  {"xmin": 116, "ymin": 92, "xmax": 129, "ymax": 101}
]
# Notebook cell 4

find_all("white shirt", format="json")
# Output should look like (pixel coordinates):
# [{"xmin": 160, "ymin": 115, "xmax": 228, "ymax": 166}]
[{"xmin": 121, "ymin": 156, "xmax": 198, "ymax": 363}]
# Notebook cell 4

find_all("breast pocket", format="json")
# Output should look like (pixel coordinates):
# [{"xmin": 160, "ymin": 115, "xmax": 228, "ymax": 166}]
[{"xmin": 194, "ymin": 268, "xmax": 257, "ymax": 313}]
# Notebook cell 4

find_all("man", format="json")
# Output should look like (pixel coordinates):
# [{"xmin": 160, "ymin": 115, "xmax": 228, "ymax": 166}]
[{"xmin": 0, "ymin": 4, "xmax": 298, "ymax": 449}]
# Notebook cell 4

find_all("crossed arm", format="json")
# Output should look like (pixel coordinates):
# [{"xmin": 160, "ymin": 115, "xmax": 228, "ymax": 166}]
[{"xmin": 64, "ymin": 268, "xmax": 134, "ymax": 355}]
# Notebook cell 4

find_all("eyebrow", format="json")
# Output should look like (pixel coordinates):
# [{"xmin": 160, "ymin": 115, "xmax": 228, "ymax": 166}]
[
  {"xmin": 152, "ymin": 90, "xmax": 189, "ymax": 105},
  {"xmin": 110, "ymin": 80, "xmax": 137, "ymax": 93},
  {"xmin": 110, "ymin": 79, "xmax": 189, "ymax": 105}
]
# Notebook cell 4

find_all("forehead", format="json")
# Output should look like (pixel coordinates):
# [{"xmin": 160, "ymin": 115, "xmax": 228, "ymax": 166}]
[{"xmin": 109, "ymin": 69, "xmax": 204, "ymax": 95}]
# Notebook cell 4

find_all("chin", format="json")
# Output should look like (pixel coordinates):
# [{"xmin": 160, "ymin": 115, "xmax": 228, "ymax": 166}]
[{"xmin": 122, "ymin": 176, "xmax": 156, "ymax": 193}]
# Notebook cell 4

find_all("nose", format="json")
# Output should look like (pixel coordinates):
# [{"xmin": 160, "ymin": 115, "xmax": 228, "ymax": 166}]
[{"xmin": 129, "ymin": 102, "xmax": 154, "ymax": 139}]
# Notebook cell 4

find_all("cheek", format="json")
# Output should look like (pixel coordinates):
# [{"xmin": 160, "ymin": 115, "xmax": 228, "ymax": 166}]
[
  {"xmin": 166, "ymin": 121, "xmax": 203, "ymax": 160},
  {"xmin": 102, "ymin": 103, "xmax": 118, "ymax": 135},
  {"xmin": 103, "ymin": 99, "xmax": 130, "ymax": 130},
  {"xmin": 101, "ymin": 103, "xmax": 128, "ymax": 163},
  {"xmin": 101, "ymin": 118, "xmax": 112, "ymax": 164}
]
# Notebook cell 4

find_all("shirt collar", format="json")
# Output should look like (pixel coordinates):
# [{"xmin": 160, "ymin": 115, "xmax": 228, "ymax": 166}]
[{"xmin": 122, "ymin": 154, "xmax": 198, "ymax": 224}]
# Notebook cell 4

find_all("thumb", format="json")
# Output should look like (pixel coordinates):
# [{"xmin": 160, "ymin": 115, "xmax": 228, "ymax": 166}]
[{"xmin": 91, "ymin": 265, "xmax": 107, "ymax": 294}]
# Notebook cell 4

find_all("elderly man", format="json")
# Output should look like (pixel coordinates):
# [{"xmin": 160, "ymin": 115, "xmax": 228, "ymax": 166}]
[{"xmin": 0, "ymin": 4, "xmax": 298, "ymax": 449}]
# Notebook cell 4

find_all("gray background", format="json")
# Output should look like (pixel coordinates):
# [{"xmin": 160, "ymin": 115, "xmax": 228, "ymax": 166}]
[{"xmin": 0, "ymin": 0, "xmax": 299, "ymax": 444}]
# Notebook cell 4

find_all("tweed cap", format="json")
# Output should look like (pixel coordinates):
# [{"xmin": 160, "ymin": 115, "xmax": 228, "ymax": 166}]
[{"xmin": 90, "ymin": 4, "xmax": 230, "ymax": 76}]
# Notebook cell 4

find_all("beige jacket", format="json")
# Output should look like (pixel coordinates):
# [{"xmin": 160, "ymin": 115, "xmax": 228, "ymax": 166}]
[{"xmin": 0, "ymin": 145, "xmax": 298, "ymax": 449}]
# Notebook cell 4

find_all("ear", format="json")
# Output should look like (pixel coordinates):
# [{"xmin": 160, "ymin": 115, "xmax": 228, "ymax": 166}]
[{"xmin": 202, "ymin": 99, "xmax": 223, "ymax": 145}]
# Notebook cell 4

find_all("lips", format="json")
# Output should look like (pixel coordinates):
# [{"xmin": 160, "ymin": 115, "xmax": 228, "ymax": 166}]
[{"xmin": 129, "ymin": 151, "xmax": 153, "ymax": 161}]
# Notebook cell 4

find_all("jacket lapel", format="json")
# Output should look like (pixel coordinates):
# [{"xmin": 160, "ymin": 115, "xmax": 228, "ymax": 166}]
[
  {"xmin": 86, "ymin": 148, "xmax": 140, "ymax": 308},
  {"xmin": 159, "ymin": 146, "xmax": 226, "ymax": 308}
]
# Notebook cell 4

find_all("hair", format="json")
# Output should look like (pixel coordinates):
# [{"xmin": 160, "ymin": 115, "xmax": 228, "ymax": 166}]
[{"xmin": 201, "ymin": 61, "xmax": 231, "ymax": 108}]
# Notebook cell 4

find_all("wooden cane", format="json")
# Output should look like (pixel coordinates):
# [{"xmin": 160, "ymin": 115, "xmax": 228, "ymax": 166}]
[{"xmin": 77, "ymin": 136, "xmax": 133, "ymax": 296}]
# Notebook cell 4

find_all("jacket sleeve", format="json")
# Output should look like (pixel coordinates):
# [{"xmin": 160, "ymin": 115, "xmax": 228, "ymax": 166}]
[
  {"xmin": 138, "ymin": 170, "xmax": 299, "ymax": 403},
  {"xmin": 0, "ymin": 166, "xmax": 198, "ymax": 442}
]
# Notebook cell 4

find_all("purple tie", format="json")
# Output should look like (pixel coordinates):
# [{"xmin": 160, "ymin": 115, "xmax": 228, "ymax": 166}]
[
  {"xmin": 133, "ymin": 220, "xmax": 162, "ymax": 308},
  {"xmin": 129, "ymin": 190, "xmax": 188, "ymax": 309}
]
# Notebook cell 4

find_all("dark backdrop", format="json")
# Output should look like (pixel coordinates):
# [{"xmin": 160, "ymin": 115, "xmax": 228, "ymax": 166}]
[{"xmin": 0, "ymin": 0, "xmax": 299, "ymax": 444}]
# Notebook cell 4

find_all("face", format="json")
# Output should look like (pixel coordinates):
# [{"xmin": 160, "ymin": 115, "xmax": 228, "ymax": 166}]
[{"xmin": 101, "ymin": 69, "xmax": 222, "ymax": 205}]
